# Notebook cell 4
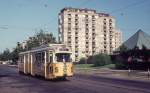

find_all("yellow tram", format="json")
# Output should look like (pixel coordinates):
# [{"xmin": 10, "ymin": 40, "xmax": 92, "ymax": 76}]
[{"xmin": 18, "ymin": 44, "xmax": 73, "ymax": 79}]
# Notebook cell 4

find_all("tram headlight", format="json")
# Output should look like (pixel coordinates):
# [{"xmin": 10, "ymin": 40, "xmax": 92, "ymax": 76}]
[{"xmin": 55, "ymin": 67, "xmax": 59, "ymax": 73}]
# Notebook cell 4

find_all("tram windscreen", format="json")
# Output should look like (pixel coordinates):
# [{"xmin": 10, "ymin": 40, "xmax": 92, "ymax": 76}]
[{"xmin": 56, "ymin": 53, "xmax": 71, "ymax": 62}]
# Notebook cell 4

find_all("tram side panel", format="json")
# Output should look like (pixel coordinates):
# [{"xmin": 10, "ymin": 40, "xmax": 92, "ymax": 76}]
[
  {"xmin": 66, "ymin": 63, "xmax": 73, "ymax": 76},
  {"xmin": 30, "ymin": 53, "xmax": 35, "ymax": 76},
  {"xmin": 27, "ymin": 53, "xmax": 31, "ymax": 74},
  {"xmin": 24, "ymin": 54, "xmax": 28, "ymax": 74}
]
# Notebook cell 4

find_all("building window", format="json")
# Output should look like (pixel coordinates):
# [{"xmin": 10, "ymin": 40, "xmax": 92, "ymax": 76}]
[
  {"xmin": 92, "ymin": 33, "xmax": 95, "ymax": 36},
  {"xmin": 75, "ymin": 19, "xmax": 78, "ymax": 22},
  {"xmin": 85, "ymin": 19, "xmax": 88, "ymax": 22},
  {"xmin": 86, "ymin": 45, "xmax": 89, "ymax": 48},
  {"xmin": 75, "ymin": 32, "xmax": 78, "ymax": 35},
  {"xmin": 68, "ymin": 41, "xmax": 71, "ymax": 44},
  {"xmin": 86, "ymin": 24, "xmax": 88, "ymax": 27},
  {"xmin": 68, "ymin": 18, "xmax": 71, "ymax": 21},
  {"xmin": 68, "ymin": 27, "xmax": 71, "ymax": 30},
  {"xmin": 92, "ymin": 42, "xmax": 95, "ymax": 45},
  {"xmin": 103, "ymin": 26, "xmax": 106, "ymax": 29},
  {"xmin": 68, "ymin": 14, "xmax": 71, "ymax": 16},
  {"xmin": 75, "ymin": 23, "xmax": 78, "ymax": 26},
  {"xmin": 109, "ymin": 19, "xmax": 112, "ymax": 22},
  {"xmin": 104, "ymin": 22, "xmax": 106, "ymax": 25},
  {"xmin": 92, "ymin": 51, "xmax": 95, "ymax": 53},
  {"xmin": 75, "ymin": 14, "xmax": 78, "ymax": 17},
  {"xmin": 86, "ymin": 28, "xmax": 89, "ymax": 31},
  {"xmin": 109, "ymin": 23, "xmax": 112, "ymax": 26},
  {"xmin": 75, "ymin": 44, "xmax": 78, "ymax": 47},
  {"xmin": 75, "ymin": 37, "xmax": 78, "ymax": 39},
  {"xmin": 110, "ymin": 27, "xmax": 112, "ymax": 30},
  {"xmin": 75, "ymin": 27, "xmax": 78, "ymax": 30},
  {"xmin": 85, "ymin": 15, "xmax": 88, "ymax": 18},
  {"xmin": 92, "ymin": 15, "xmax": 95, "ymax": 20}
]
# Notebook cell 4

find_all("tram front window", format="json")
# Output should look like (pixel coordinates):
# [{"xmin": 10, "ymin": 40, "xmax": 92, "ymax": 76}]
[{"xmin": 56, "ymin": 53, "xmax": 71, "ymax": 62}]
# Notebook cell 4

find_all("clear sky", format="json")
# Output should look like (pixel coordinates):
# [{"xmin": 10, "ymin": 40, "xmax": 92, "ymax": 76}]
[{"xmin": 0, "ymin": 0, "xmax": 150, "ymax": 52}]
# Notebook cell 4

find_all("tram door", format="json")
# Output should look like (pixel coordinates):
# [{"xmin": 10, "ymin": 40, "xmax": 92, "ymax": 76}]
[{"xmin": 48, "ymin": 51, "xmax": 54, "ymax": 78}]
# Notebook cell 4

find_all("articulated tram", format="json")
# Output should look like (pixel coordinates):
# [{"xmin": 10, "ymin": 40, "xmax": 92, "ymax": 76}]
[{"xmin": 18, "ymin": 44, "xmax": 73, "ymax": 79}]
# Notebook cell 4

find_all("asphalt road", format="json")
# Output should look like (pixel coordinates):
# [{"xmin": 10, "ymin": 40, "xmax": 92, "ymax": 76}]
[{"xmin": 0, "ymin": 64, "xmax": 150, "ymax": 93}]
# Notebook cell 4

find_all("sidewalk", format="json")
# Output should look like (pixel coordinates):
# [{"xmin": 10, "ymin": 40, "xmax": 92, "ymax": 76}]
[{"xmin": 75, "ymin": 67, "xmax": 150, "ymax": 82}]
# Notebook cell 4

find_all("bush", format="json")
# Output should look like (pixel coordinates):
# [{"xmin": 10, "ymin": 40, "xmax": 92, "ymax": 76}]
[
  {"xmin": 90, "ymin": 53, "xmax": 112, "ymax": 67},
  {"xmin": 114, "ymin": 55, "xmax": 127, "ymax": 69},
  {"xmin": 78, "ymin": 58, "xmax": 86, "ymax": 64}
]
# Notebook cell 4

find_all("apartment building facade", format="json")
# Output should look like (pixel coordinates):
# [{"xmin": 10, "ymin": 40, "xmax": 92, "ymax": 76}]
[{"xmin": 58, "ymin": 8, "xmax": 122, "ymax": 62}]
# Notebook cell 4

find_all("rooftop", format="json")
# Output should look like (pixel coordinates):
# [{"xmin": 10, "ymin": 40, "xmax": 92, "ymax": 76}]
[
  {"xmin": 60, "ymin": 7, "xmax": 110, "ymax": 17},
  {"xmin": 123, "ymin": 29, "xmax": 150, "ymax": 50}
]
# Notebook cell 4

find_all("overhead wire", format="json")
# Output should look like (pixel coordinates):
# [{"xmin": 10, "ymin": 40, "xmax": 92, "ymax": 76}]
[{"xmin": 110, "ymin": 0, "xmax": 149, "ymax": 14}]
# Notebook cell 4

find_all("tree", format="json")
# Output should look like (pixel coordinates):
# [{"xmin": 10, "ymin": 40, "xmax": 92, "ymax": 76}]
[
  {"xmin": 0, "ymin": 48, "xmax": 11, "ymax": 61},
  {"xmin": 78, "ymin": 58, "xmax": 86, "ymax": 64},
  {"xmin": 11, "ymin": 45, "xmax": 24, "ymax": 64},
  {"xmin": 0, "ymin": 29, "xmax": 57, "ymax": 64},
  {"xmin": 24, "ymin": 29, "xmax": 56, "ymax": 50},
  {"xmin": 11, "ymin": 29, "xmax": 57, "ymax": 64},
  {"xmin": 119, "ymin": 44, "xmax": 128, "ymax": 53}
]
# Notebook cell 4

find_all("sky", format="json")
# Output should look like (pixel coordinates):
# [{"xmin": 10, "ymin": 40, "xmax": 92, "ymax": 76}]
[{"xmin": 0, "ymin": 0, "xmax": 150, "ymax": 52}]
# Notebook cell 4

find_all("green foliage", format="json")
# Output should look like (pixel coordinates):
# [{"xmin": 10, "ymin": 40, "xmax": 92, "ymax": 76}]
[
  {"xmin": 0, "ymin": 29, "xmax": 57, "ymax": 65},
  {"xmin": 119, "ymin": 44, "xmax": 128, "ymax": 53},
  {"xmin": 78, "ymin": 58, "xmax": 86, "ymax": 64},
  {"xmin": 88, "ymin": 53, "xmax": 112, "ymax": 67},
  {"xmin": 0, "ymin": 48, "xmax": 11, "ymax": 61},
  {"xmin": 24, "ymin": 29, "xmax": 56, "ymax": 50},
  {"xmin": 114, "ymin": 55, "xmax": 126, "ymax": 69}
]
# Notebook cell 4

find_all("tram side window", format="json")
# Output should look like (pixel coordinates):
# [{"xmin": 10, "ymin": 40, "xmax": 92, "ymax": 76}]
[
  {"xmin": 49, "ymin": 55, "xmax": 53, "ymax": 63},
  {"xmin": 25, "ymin": 54, "xmax": 28, "ymax": 63},
  {"xmin": 49, "ymin": 52, "xmax": 53, "ymax": 63},
  {"xmin": 19, "ymin": 55, "xmax": 24, "ymax": 63},
  {"xmin": 35, "ymin": 52, "xmax": 45, "ymax": 63},
  {"xmin": 41, "ymin": 52, "xmax": 45, "ymax": 63}
]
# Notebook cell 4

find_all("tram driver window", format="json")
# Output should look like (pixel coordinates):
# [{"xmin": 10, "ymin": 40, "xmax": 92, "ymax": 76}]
[{"xmin": 56, "ymin": 53, "xmax": 71, "ymax": 62}]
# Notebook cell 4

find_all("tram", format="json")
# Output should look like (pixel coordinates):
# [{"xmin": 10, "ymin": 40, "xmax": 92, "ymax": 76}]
[{"xmin": 18, "ymin": 44, "xmax": 73, "ymax": 79}]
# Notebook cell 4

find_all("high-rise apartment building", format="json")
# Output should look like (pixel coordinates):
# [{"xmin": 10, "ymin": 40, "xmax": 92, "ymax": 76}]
[{"xmin": 58, "ymin": 7, "xmax": 122, "ymax": 62}]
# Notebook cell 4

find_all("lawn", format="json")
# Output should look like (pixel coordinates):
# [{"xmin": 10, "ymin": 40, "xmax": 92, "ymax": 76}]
[{"xmin": 75, "ymin": 64, "xmax": 115, "ymax": 69}]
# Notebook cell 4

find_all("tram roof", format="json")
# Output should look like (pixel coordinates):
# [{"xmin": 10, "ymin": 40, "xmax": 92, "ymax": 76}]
[{"xmin": 19, "ymin": 44, "xmax": 71, "ymax": 54}]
